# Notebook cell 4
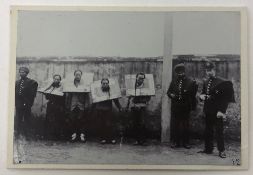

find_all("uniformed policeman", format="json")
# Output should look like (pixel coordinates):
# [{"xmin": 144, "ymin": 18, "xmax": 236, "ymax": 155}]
[
  {"xmin": 167, "ymin": 63, "xmax": 198, "ymax": 149},
  {"xmin": 15, "ymin": 67, "xmax": 38, "ymax": 139},
  {"xmin": 199, "ymin": 61, "xmax": 235, "ymax": 158}
]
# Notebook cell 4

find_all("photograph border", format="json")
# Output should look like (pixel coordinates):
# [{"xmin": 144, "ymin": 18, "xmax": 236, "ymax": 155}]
[{"xmin": 7, "ymin": 5, "xmax": 248, "ymax": 170}]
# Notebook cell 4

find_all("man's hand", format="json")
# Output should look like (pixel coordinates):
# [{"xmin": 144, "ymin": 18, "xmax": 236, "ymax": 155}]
[
  {"xmin": 199, "ymin": 94, "xmax": 206, "ymax": 101},
  {"xmin": 170, "ymin": 93, "xmax": 176, "ymax": 98},
  {"xmin": 217, "ymin": 111, "xmax": 227, "ymax": 120}
]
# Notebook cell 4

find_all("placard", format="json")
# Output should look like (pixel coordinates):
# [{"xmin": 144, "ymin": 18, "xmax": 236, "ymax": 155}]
[
  {"xmin": 62, "ymin": 73, "xmax": 94, "ymax": 92},
  {"xmin": 37, "ymin": 88, "xmax": 64, "ymax": 96},
  {"xmin": 91, "ymin": 78, "xmax": 121, "ymax": 103},
  {"xmin": 125, "ymin": 74, "xmax": 155, "ymax": 96}
]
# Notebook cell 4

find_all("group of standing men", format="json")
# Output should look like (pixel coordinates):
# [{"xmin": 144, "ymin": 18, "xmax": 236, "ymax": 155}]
[
  {"xmin": 15, "ymin": 60, "xmax": 235, "ymax": 158},
  {"xmin": 168, "ymin": 61, "xmax": 235, "ymax": 158},
  {"xmin": 15, "ymin": 68, "xmax": 151, "ymax": 145}
]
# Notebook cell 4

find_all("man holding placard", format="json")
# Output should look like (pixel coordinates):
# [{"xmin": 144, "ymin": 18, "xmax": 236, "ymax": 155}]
[
  {"xmin": 38, "ymin": 74, "xmax": 65, "ymax": 140},
  {"xmin": 91, "ymin": 78, "xmax": 122, "ymax": 144},
  {"xmin": 125, "ymin": 72, "xmax": 154, "ymax": 146},
  {"xmin": 63, "ymin": 70, "xmax": 93, "ymax": 143}
]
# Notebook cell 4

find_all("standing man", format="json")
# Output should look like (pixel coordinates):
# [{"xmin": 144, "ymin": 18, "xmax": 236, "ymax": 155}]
[
  {"xmin": 15, "ymin": 67, "xmax": 38, "ymax": 139},
  {"xmin": 92, "ymin": 78, "xmax": 122, "ymax": 144},
  {"xmin": 126, "ymin": 72, "xmax": 151, "ymax": 146},
  {"xmin": 199, "ymin": 61, "xmax": 235, "ymax": 158},
  {"xmin": 167, "ymin": 63, "xmax": 198, "ymax": 149},
  {"xmin": 64, "ymin": 70, "xmax": 90, "ymax": 143},
  {"xmin": 43, "ymin": 74, "xmax": 65, "ymax": 140}
]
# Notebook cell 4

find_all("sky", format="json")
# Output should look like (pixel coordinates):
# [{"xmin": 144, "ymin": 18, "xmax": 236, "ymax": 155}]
[{"xmin": 16, "ymin": 11, "xmax": 241, "ymax": 57}]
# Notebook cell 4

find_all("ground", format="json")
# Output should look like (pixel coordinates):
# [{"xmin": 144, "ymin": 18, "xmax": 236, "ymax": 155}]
[{"xmin": 13, "ymin": 137, "xmax": 241, "ymax": 166}]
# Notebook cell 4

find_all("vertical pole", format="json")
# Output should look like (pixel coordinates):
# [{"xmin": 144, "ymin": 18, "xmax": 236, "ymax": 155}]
[{"xmin": 161, "ymin": 13, "xmax": 173, "ymax": 143}]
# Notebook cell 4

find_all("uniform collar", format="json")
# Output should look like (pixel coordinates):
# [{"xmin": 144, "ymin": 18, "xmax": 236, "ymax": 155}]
[
  {"xmin": 52, "ymin": 83, "xmax": 61, "ymax": 88},
  {"xmin": 208, "ymin": 76, "xmax": 216, "ymax": 81},
  {"xmin": 177, "ymin": 76, "xmax": 186, "ymax": 81}
]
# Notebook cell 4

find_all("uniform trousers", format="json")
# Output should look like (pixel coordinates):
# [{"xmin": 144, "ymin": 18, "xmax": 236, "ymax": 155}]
[
  {"xmin": 172, "ymin": 104, "xmax": 190, "ymax": 146},
  {"xmin": 204, "ymin": 112, "xmax": 225, "ymax": 152}
]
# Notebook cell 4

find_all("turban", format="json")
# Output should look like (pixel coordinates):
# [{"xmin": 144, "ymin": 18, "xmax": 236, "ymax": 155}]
[{"xmin": 19, "ymin": 67, "xmax": 29, "ymax": 74}]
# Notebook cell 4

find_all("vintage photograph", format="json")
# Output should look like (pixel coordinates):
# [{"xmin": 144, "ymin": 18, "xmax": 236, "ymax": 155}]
[{"xmin": 8, "ymin": 7, "xmax": 247, "ymax": 169}]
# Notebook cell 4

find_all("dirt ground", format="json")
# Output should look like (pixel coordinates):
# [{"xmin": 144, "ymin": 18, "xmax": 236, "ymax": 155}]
[{"xmin": 13, "ymin": 137, "xmax": 241, "ymax": 166}]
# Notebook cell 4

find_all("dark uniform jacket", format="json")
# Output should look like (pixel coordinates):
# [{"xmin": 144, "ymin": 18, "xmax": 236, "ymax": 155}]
[
  {"xmin": 201, "ymin": 76, "xmax": 235, "ymax": 114},
  {"xmin": 167, "ymin": 76, "xmax": 198, "ymax": 111},
  {"xmin": 15, "ymin": 77, "xmax": 38, "ymax": 108}
]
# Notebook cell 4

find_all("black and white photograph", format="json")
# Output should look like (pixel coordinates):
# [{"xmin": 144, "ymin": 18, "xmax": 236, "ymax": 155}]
[{"xmin": 8, "ymin": 6, "xmax": 247, "ymax": 169}]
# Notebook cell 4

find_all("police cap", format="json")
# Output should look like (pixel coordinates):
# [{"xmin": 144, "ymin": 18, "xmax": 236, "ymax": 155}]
[
  {"xmin": 174, "ymin": 63, "xmax": 185, "ymax": 73},
  {"xmin": 205, "ymin": 61, "xmax": 215, "ymax": 70}
]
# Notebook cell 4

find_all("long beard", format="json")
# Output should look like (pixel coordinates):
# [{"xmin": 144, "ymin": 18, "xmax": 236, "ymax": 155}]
[
  {"xmin": 74, "ymin": 78, "xmax": 80, "ymax": 82},
  {"xmin": 136, "ymin": 81, "xmax": 143, "ymax": 88},
  {"xmin": 102, "ymin": 86, "xmax": 110, "ymax": 92},
  {"xmin": 52, "ymin": 82, "xmax": 60, "ymax": 88}
]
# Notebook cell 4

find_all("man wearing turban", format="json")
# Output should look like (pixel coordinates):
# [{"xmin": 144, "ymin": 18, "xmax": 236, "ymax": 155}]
[{"xmin": 15, "ymin": 67, "xmax": 38, "ymax": 139}]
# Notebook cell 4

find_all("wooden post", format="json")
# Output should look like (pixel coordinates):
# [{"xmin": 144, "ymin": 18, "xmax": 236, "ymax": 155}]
[{"xmin": 161, "ymin": 13, "xmax": 173, "ymax": 143}]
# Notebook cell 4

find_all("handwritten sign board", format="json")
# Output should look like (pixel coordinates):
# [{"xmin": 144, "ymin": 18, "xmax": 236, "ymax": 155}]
[
  {"xmin": 62, "ymin": 73, "xmax": 94, "ymax": 93},
  {"xmin": 91, "ymin": 78, "xmax": 121, "ymax": 103},
  {"xmin": 125, "ymin": 74, "xmax": 155, "ymax": 96}
]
